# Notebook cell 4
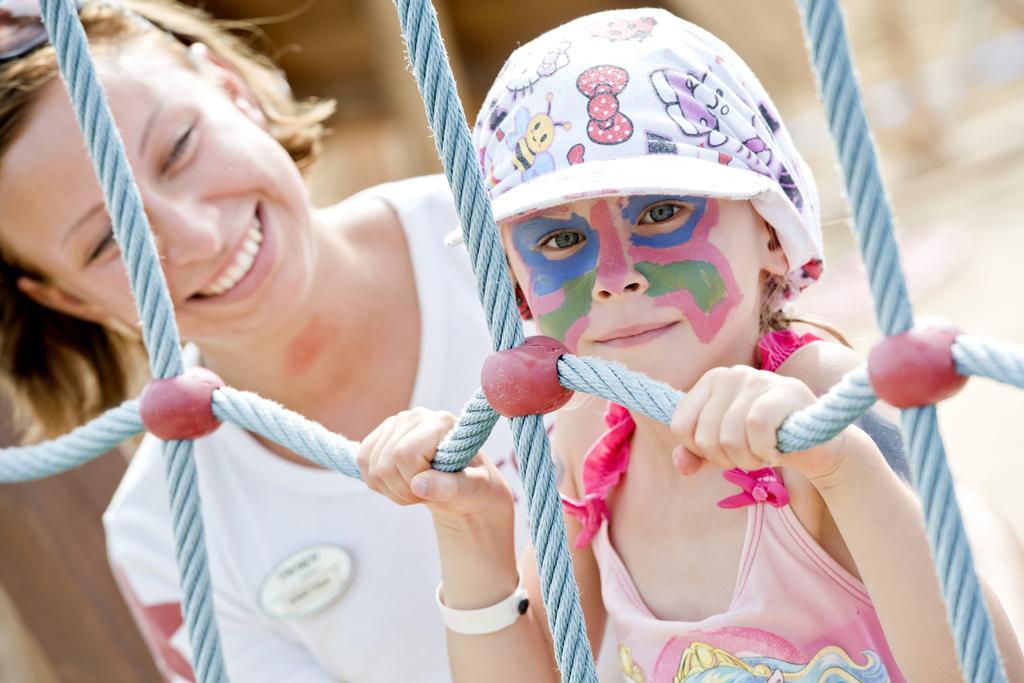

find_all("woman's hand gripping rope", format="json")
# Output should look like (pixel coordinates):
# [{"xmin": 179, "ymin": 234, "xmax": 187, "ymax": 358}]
[{"xmin": 356, "ymin": 408, "xmax": 515, "ymax": 524}]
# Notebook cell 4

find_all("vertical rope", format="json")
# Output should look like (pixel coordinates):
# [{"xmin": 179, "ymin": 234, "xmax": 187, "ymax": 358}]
[
  {"xmin": 796, "ymin": 1, "xmax": 1006, "ymax": 679},
  {"xmin": 391, "ymin": 1, "xmax": 597, "ymax": 679},
  {"xmin": 38, "ymin": 0, "xmax": 225, "ymax": 679}
]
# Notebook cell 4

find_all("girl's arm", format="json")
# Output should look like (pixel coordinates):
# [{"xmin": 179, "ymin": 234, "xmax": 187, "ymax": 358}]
[
  {"xmin": 670, "ymin": 366, "xmax": 1024, "ymax": 682},
  {"xmin": 356, "ymin": 408, "xmax": 606, "ymax": 683},
  {"xmin": 778, "ymin": 342, "xmax": 1019, "ymax": 663},
  {"xmin": 810, "ymin": 427, "xmax": 1024, "ymax": 681}
]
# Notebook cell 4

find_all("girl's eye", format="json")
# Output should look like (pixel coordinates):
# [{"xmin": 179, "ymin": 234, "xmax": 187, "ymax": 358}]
[
  {"xmin": 641, "ymin": 203, "xmax": 679, "ymax": 224},
  {"xmin": 163, "ymin": 124, "xmax": 195, "ymax": 174},
  {"xmin": 540, "ymin": 231, "xmax": 584, "ymax": 250}
]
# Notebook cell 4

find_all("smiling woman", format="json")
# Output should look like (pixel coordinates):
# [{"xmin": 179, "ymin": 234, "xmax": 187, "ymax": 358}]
[{"xmin": 0, "ymin": 1, "xmax": 529, "ymax": 681}]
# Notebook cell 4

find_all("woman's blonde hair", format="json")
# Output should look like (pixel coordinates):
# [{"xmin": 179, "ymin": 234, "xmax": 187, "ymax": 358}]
[{"xmin": 0, "ymin": 0, "xmax": 335, "ymax": 441}]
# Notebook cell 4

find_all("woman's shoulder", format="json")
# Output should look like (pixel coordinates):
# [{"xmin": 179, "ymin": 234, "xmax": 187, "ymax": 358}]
[
  {"xmin": 322, "ymin": 174, "xmax": 455, "ymax": 230},
  {"xmin": 320, "ymin": 174, "xmax": 459, "ymax": 257}
]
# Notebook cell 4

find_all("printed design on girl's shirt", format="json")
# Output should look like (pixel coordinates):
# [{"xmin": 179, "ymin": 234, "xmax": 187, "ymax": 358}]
[
  {"xmin": 647, "ymin": 68, "xmax": 805, "ymax": 211},
  {"xmin": 576, "ymin": 65, "xmax": 634, "ymax": 145},
  {"xmin": 503, "ymin": 93, "xmax": 573, "ymax": 183},
  {"xmin": 619, "ymin": 633, "xmax": 890, "ymax": 682},
  {"xmin": 504, "ymin": 40, "xmax": 573, "ymax": 99},
  {"xmin": 586, "ymin": 15, "xmax": 657, "ymax": 42}
]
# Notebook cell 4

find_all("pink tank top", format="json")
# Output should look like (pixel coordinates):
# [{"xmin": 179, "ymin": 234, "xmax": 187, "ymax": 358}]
[{"xmin": 562, "ymin": 330, "xmax": 903, "ymax": 682}]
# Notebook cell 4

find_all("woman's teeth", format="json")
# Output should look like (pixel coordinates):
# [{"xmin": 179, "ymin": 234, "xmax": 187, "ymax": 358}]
[{"xmin": 198, "ymin": 221, "xmax": 263, "ymax": 297}]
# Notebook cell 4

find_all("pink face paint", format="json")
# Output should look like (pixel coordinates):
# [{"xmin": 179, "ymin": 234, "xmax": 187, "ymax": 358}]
[
  {"xmin": 626, "ymin": 198, "xmax": 743, "ymax": 343},
  {"xmin": 589, "ymin": 200, "xmax": 630, "ymax": 295}
]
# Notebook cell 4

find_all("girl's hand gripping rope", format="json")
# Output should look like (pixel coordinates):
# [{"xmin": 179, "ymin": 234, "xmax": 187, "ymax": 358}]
[{"xmin": 670, "ymin": 365, "xmax": 855, "ymax": 485}]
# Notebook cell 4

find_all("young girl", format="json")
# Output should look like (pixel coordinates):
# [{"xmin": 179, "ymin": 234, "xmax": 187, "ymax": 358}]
[
  {"xmin": 360, "ymin": 9, "xmax": 1024, "ymax": 681},
  {"xmin": 0, "ymin": 1, "xmax": 531, "ymax": 680}
]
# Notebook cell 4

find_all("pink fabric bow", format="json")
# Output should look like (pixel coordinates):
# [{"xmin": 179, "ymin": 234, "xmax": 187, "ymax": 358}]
[
  {"xmin": 561, "ymin": 403, "xmax": 635, "ymax": 548},
  {"xmin": 717, "ymin": 467, "xmax": 789, "ymax": 509}
]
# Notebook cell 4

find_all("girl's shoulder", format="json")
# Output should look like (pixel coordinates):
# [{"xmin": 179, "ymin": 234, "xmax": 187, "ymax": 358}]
[{"xmin": 772, "ymin": 333, "xmax": 862, "ymax": 396}]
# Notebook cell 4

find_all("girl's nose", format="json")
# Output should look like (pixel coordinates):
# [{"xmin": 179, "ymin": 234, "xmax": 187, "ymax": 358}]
[
  {"xmin": 149, "ymin": 201, "xmax": 223, "ymax": 266},
  {"xmin": 590, "ymin": 202, "xmax": 648, "ymax": 300},
  {"xmin": 593, "ymin": 263, "xmax": 648, "ymax": 300}
]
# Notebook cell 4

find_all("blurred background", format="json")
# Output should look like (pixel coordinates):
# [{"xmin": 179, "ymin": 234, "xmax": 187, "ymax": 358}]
[{"xmin": 1, "ymin": 0, "xmax": 1022, "ymax": 679}]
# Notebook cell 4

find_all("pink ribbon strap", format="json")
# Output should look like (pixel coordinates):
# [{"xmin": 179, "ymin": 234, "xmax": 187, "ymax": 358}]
[
  {"xmin": 717, "ymin": 467, "xmax": 789, "ymax": 509},
  {"xmin": 561, "ymin": 403, "xmax": 635, "ymax": 548},
  {"xmin": 758, "ymin": 329, "xmax": 822, "ymax": 372}
]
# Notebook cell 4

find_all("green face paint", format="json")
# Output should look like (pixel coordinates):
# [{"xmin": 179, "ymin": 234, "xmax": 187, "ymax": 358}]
[
  {"xmin": 634, "ymin": 261, "xmax": 727, "ymax": 314},
  {"xmin": 536, "ymin": 271, "xmax": 596, "ymax": 344}
]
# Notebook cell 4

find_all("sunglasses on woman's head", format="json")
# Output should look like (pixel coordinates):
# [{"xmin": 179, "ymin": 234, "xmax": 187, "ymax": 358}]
[{"xmin": 0, "ymin": 0, "xmax": 84, "ymax": 63}]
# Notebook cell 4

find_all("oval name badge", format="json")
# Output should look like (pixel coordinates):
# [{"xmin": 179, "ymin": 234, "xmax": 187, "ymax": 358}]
[{"xmin": 259, "ymin": 544, "xmax": 354, "ymax": 620}]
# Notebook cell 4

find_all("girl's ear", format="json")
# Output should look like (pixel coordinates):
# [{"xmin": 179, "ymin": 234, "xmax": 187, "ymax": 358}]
[
  {"xmin": 17, "ymin": 275, "xmax": 110, "ymax": 326},
  {"xmin": 188, "ymin": 43, "xmax": 266, "ymax": 126},
  {"xmin": 760, "ymin": 220, "xmax": 790, "ymax": 277}
]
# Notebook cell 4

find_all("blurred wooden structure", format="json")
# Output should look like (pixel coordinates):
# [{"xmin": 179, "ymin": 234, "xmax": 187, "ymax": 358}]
[{"xmin": 0, "ymin": 402, "xmax": 160, "ymax": 682}]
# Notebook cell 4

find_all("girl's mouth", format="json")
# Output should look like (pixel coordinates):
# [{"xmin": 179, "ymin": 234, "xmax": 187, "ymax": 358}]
[{"xmin": 596, "ymin": 321, "xmax": 679, "ymax": 347}]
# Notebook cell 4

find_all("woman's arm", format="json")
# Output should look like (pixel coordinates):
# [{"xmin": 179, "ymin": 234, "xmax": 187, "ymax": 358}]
[
  {"xmin": 356, "ymin": 407, "xmax": 606, "ymax": 683},
  {"xmin": 433, "ymin": 494, "xmax": 606, "ymax": 683}
]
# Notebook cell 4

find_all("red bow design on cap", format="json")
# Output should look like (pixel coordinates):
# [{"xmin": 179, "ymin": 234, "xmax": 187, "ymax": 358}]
[
  {"xmin": 576, "ymin": 65, "xmax": 634, "ymax": 145},
  {"xmin": 717, "ymin": 467, "xmax": 789, "ymax": 509}
]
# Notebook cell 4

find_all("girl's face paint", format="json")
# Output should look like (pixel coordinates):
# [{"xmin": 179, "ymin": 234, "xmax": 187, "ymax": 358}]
[
  {"xmin": 505, "ymin": 195, "xmax": 744, "ymax": 352},
  {"xmin": 510, "ymin": 213, "xmax": 598, "ymax": 349},
  {"xmin": 624, "ymin": 196, "xmax": 743, "ymax": 343}
]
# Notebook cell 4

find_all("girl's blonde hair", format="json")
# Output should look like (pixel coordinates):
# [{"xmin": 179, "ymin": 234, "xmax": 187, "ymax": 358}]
[
  {"xmin": 759, "ymin": 227, "xmax": 848, "ymax": 356},
  {"xmin": 0, "ymin": 0, "xmax": 335, "ymax": 441}
]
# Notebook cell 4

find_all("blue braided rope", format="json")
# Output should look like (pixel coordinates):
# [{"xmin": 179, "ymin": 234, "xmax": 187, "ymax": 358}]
[
  {"xmin": 433, "ymin": 392, "xmax": 501, "ymax": 472},
  {"xmin": 391, "ymin": 1, "xmax": 596, "ymax": 679},
  {"xmin": 38, "ymin": 0, "xmax": 224, "ymax": 679},
  {"xmin": 211, "ymin": 388, "xmax": 361, "ymax": 478},
  {"xmin": 0, "ymin": 401, "xmax": 142, "ymax": 482},
  {"xmin": 556, "ymin": 356, "xmax": 878, "ymax": 453},
  {"xmin": 953, "ymin": 336, "xmax": 1024, "ymax": 390},
  {"xmin": 797, "ymin": 0, "xmax": 1005, "ymax": 679}
]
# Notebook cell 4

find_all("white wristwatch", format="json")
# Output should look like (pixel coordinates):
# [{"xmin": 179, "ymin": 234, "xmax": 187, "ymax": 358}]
[{"xmin": 435, "ymin": 575, "xmax": 530, "ymax": 635}]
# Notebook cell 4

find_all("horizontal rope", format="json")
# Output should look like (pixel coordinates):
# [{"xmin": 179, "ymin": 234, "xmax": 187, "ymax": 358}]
[
  {"xmin": 953, "ymin": 336, "xmax": 1024, "ymax": 390},
  {"xmin": 558, "ymin": 355, "xmax": 877, "ymax": 454},
  {"xmin": 211, "ymin": 388, "xmax": 361, "ymax": 479},
  {"xmin": 0, "ymin": 401, "xmax": 142, "ymax": 482},
  {"xmin": 15, "ymin": 334, "xmax": 1024, "ymax": 488}
]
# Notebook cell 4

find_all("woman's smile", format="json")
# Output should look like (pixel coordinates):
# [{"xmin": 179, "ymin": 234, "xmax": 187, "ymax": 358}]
[{"xmin": 188, "ymin": 201, "xmax": 277, "ymax": 306}]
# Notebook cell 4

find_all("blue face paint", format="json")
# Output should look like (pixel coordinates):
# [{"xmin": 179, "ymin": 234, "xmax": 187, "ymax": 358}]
[
  {"xmin": 621, "ymin": 195, "xmax": 707, "ymax": 248},
  {"xmin": 511, "ymin": 213, "xmax": 599, "ymax": 296}
]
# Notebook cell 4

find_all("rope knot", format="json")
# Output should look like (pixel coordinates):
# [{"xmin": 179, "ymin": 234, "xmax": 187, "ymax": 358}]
[
  {"xmin": 481, "ymin": 336, "xmax": 574, "ymax": 417},
  {"xmin": 139, "ymin": 367, "xmax": 225, "ymax": 440},
  {"xmin": 867, "ymin": 319, "xmax": 968, "ymax": 408}
]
